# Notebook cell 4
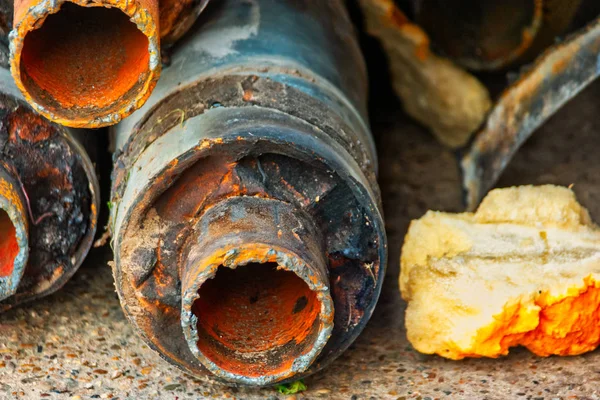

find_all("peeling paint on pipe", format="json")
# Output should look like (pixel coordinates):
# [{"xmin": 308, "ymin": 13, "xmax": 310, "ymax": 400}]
[
  {"xmin": 110, "ymin": 0, "xmax": 385, "ymax": 387},
  {"xmin": 10, "ymin": 0, "xmax": 161, "ymax": 128},
  {"xmin": 0, "ymin": 66, "xmax": 100, "ymax": 311}
]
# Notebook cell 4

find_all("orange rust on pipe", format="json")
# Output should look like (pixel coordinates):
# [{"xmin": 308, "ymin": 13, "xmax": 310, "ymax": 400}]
[
  {"xmin": 178, "ymin": 195, "xmax": 335, "ymax": 385},
  {"xmin": 0, "ymin": 161, "xmax": 28, "ymax": 302},
  {"xmin": 159, "ymin": 0, "xmax": 210, "ymax": 46},
  {"xmin": 0, "ymin": 210, "xmax": 18, "ymax": 277},
  {"xmin": 10, "ymin": 0, "xmax": 160, "ymax": 128},
  {"xmin": 193, "ymin": 263, "xmax": 324, "ymax": 378},
  {"xmin": 0, "ymin": 64, "xmax": 100, "ymax": 309}
]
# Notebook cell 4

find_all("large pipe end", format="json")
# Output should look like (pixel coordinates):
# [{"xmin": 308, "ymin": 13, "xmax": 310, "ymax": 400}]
[
  {"xmin": 10, "ymin": 0, "xmax": 160, "ymax": 128},
  {"xmin": 0, "ymin": 163, "xmax": 28, "ymax": 301},
  {"xmin": 180, "ymin": 197, "xmax": 334, "ymax": 386}
]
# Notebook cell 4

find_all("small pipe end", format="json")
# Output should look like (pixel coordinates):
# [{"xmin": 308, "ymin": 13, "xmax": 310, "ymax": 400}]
[
  {"xmin": 10, "ymin": 0, "xmax": 160, "ymax": 128},
  {"xmin": 0, "ymin": 165, "xmax": 29, "ymax": 301},
  {"xmin": 180, "ymin": 197, "xmax": 334, "ymax": 385},
  {"xmin": 182, "ymin": 246, "xmax": 334, "ymax": 386}
]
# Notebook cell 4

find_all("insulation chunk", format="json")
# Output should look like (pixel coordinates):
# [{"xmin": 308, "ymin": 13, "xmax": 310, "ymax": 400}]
[
  {"xmin": 358, "ymin": 0, "xmax": 491, "ymax": 148},
  {"xmin": 401, "ymin": 185, "xmax": 600, "ymax": 359}
]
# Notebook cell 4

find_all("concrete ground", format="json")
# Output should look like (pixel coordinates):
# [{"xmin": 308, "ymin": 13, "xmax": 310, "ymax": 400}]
[{"xmin": 1, "ymin": 61, "xmax": 600, "ymax": 400}]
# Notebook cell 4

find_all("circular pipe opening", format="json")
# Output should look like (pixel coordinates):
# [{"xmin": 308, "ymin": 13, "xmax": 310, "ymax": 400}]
[
  {"xmin": 19, "ymin": 3, "xmax": 151, "ymax": 121},
  {"xmin": 0, "ymin": 209, "xmax": 18, "ymax": 278},
  {"xmin": 416, "ymin": 0, "xmax": 540, "ymax": 70},
  {"xmin": 192, "ymin": 262, "xmax": 323, "ymax": 378}
]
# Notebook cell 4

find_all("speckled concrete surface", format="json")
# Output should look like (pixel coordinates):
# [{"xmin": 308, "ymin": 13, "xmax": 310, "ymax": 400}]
[{"xmin": 2, "ymin": 63, "xmax": 600, "ymax": 400}]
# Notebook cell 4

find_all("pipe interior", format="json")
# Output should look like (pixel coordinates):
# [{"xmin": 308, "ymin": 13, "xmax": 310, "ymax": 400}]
[
  {"xmin": 0, "ymin": 209, "xmax": 19, "ymax": 278},
  {"xmin": 192, "ymin": 262, "xmax": 323, "ymax": 378},
  {"xmin": 416, "ymin": 0, "xmax": 537, "ymax": 68},
  {"xmin": 19, "ymin": 3, "xmax": 150, "ymax": 116}
]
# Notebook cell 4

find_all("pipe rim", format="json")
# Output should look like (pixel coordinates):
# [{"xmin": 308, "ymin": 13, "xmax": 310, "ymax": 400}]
[
  {"xmin": 0, "ymin": 163, "xmax": 29, "ymax": 301},
  {"xmin": 9, "ymin": 0, "xmax": 161, "ymax": 128},
  {"xmin": 415, "ymin": 0, "xmax": 544, "ymax": 70},
  {"xmin": 181, "ymin": 243, "xmax": 334, "ymax": 386}
]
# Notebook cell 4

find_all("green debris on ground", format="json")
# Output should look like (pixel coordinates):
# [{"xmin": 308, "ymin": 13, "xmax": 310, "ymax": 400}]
[{"xmin": 276, "ymin": 380, "xmax": 307, "ymax": 395}]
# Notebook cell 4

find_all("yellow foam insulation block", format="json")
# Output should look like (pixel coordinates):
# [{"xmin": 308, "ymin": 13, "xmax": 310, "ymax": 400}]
[{"xmin": 401, "ymin": 185, "xmax": 600, "ymax": 359}]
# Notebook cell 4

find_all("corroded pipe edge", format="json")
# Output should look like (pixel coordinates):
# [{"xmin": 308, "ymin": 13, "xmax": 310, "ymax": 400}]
[
  {"xmin": 0, "ymin": 162, "xmax": 28, "ymax": 300},
  {"xmin": 110, "ymin": 106, "xmax": 386, "ymax": 385},
  {"xmin": 56, "ymin": 129, "xmax": 101, "ymax": 282},
  {"xmin": 0, "ymin": 64, "xmax": 100, "ymax": 308},
  {"xmin": 461, "ymin": 16, "xmax": 600, "ymax": 210},
  {"xmin": 112, "ymin": 106, "xmax": 383, "ymax": 257},
  {"xmin": 8, "ymin": 128, "xmax": 101, "ymax": 306},
  {"xmin": 9, "ymin": 0, "xmax": 161, "ymax": 128},
  {"xmin": 160, "ymin": 0, "xmax": 211, "ymax": 46},
  {"xmin": 181, "ymin": 244, "xmax": 334, "ymax": 386},
  {"xmin": 499, "ymin": 0, "xmax": 542, "ymax": 69}
]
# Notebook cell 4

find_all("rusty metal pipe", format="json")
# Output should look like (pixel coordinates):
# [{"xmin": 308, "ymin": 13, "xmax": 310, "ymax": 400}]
[
  {"xmin": 180, "ymin": 197, "xmax": 334, "ymax": 383},
  {"xmin": 0, "ymin": 162, "xmax": 28, "ymax": 301},
  {"xmin": 462, "ymin": 15, "xmax": 600, "ymax": 209},
  {"xmin": 110, "ymin": 0, "xmax": 385, "ymax": 386},
  {"xmin": 0, "ymin": 66, "xmax": 100, "ymax": 311},
  {"xmin": 9, "ymin": 0, "xmax": 160, "ymax": 128},
  {"xmin": 413, "ymin": 0, "xmax": 581, "ymax": 70},
  {"xmin": 159, "ymin": 0, "xmax": 210, "ymax": 47}
]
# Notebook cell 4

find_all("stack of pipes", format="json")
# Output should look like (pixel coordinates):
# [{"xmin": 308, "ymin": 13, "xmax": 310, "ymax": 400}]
[
  {"xmin": 0, "ymin": 2, "xmax": 210, "ymax": 311},
  {"xmin": 0, "ymin": 0, "xmax": 387, "ymax": 387},
  {"xmin": 3, "ymin": 0, "xmax": 595, "ymax": 388}
]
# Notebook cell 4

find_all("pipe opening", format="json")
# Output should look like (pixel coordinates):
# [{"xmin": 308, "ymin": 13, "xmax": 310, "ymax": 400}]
[
  {"xmin": 19, "ymin": 3, "xmax": 150, "ymax": 118},
  {"xmin": 416, "ymin": 0, "xmax": 538, "ymax": 69},
  {"xmin": 192, "ymin": 262, "xmax": 323, "ymax": 378},
  {"xmin": 0, "ymin": 209, "xmax": 18, "ymax": 278}
]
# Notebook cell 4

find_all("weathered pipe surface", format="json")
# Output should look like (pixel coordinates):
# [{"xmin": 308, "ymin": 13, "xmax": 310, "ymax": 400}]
[
  {"xmin": 0, "ymin": 0, "xmax": 11, "ymax": 67},
  {"xmin": 110, "ymin": 0, "xmax": 385, "ymax": 387},
  {"xmin": 0, "ymin": 160, "xmax": 28, "ymax": 301},
  {"xmin": 10, "ymin": 0, "xmax": 161, "ymax": 128},
  {"xmin": 0, "ymin": 66, "xmax": 100, "ymax": 311},
  {"xmin": 160, "ymin": 0, "xmax": 210, "ymax": 47},
  {"xmin": 462, "ymin": 15, "xmax": 600, "ymax": 210},
  {"xmin": 411, "ymin": 0, "xmax": 581, "ymax": 71}
]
